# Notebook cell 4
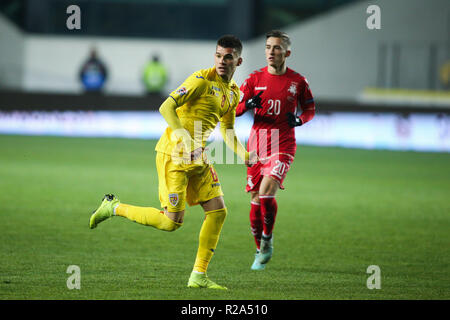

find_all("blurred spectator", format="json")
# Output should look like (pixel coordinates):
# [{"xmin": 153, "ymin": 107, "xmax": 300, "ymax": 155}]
[
  {"xmin": 79, "ymin": 47, "xmax": 108, "ymax": 92},
  {"xmin": 142, "ymin": 54, "xmax": 168, "ymax": 96},
  {"xmin": 439, "ymin": 61, "xmax": 450, "ymax": 90}
]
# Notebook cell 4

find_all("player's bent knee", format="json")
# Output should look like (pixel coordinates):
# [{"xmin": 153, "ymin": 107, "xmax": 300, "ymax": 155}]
[
  {"xmin": 250, "ymin": 192, "xmax": 260, "ymax": 204},
  {"xmin": 161, "ymin": 217, "xmax": 183, "ymax": 232},
  {"xmin": 200, "ymin": 196, "xmax": 225, "ymax": 212},
  {"xmin": 205, "ymin": 207, "xmax": 228, "ymax": 224},
  {"xmin": 259, "ymin": 176, "xmax": 280, "ymax": 196},
  {"xmin": 166, "ymin": 221, "xmax": 183, "ymax": 232},
  {"xmin": 160, "ymin": 209, "xmax": 184, "ymax": 232}
]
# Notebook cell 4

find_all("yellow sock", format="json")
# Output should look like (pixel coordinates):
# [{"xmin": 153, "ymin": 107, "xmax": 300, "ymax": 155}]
[
  {"xmin": 115, "ymin": 203, "xmax": 182, "ymax": 231},
  {"xmin": 193, "ymin": 208, "xmax": 227, "ymax": 273}
]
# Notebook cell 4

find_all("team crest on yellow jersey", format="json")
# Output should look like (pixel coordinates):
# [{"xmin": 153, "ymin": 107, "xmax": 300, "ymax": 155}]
[{"xmin": 169, "ymin": 193, "xmax": 179, "ymax": 207}]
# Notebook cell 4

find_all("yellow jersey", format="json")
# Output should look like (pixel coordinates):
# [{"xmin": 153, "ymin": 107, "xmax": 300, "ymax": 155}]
[{"xmin": 155, "ymin": 66, "xmax": 240, "ymax": 156}]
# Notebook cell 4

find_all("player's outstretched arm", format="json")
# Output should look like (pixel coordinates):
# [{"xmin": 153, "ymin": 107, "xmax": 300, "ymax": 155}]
[
  {"xmin": 159, "ymin": 97, "xmax": 200, "ymax": 153},
  {"xmin": 219, "ymin": 124, "xmax": 247, "ymax": 161},
  {"xmin": 219, "ymin": 123, "xmax": 258, "ymax": 166}
]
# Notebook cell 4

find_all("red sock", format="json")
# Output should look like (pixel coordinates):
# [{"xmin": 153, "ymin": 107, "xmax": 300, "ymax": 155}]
[
  {"xmin": 249, "ymin": 202, "xmax": 262, "ymax": 250},
  {"xmin": 260, "ymin": 196, "xmax": 278, "ymax": 238}
]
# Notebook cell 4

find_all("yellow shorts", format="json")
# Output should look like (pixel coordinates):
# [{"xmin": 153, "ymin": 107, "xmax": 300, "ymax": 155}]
[{"xmin": 156, "ymin": 152, "xmax": 223, "ymax": 212}]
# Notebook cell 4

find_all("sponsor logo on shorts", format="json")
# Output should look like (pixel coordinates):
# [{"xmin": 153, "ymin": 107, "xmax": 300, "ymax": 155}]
[
  {"xmin": 247, "ymin": 175, "xmax": 254, "ymax": 189},
  {"xmin": 169, "ymin": 193, "xmax": 179, "ymax": 207},
  {"xmin": 255, "ymin": 86, "xmax": 267, "ymax": 90}
]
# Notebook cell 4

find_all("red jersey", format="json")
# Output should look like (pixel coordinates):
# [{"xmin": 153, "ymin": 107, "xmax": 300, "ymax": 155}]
[{"xmin": 236, "ymin": 66, "xmax": 315, "ymax": 158}]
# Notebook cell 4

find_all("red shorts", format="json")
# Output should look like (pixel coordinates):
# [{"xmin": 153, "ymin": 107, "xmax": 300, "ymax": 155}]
[{"xmin": 245, "ymin": 153, "xmax": 294, "ymax": 192}]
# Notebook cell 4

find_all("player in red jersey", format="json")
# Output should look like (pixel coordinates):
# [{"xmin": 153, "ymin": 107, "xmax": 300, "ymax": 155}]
[{"xmin": 236, "ymin": 30, "xmax": 315, "ymax": 270}]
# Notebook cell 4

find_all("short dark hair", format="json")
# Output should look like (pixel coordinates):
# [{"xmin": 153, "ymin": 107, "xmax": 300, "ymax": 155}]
[
  {"xmin": 217, "ymin": 34, "xmax": 242, "ymax": 56},
  {"xmin": 266, "ymin": 30, "xmax": 291, "ymax": 49}
]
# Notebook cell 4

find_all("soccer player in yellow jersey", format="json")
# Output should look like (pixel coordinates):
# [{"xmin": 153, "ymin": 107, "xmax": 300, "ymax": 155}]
[{"xmin": 89, "ymin": 35, "xmax": 257, "ymax": 290}]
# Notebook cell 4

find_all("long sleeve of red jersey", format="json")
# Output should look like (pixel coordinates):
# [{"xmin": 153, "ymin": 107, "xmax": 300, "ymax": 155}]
[
  {"xmin": 236, "ymin": 100, "xmax": 247, "ymax": 117},
  {"xmin": 299, "ymin": 103, "xmax": 315, "ymax": 124},
  {"xmin": 236, "ymin": 76, "xmax": 255, "ymax": 117},
  {"xmin": 298, "ymin": 80, "xmax": 315, "ymax": 125}
]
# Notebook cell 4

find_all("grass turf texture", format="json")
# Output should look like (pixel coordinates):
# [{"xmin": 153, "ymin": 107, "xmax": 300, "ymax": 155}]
[{"xmin": 0, "ymin": 135, "xmax": 449, "ymax": 300}]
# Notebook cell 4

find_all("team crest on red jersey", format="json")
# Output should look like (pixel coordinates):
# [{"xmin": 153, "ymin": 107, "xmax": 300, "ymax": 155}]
[{"xmin": 288, "ymin": 83, "xmax": 298, "ymax": 95}]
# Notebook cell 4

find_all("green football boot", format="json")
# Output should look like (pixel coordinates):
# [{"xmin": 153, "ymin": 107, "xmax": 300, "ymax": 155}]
[
  {"xmin": 89, "ymin": 194, "xmax": 120, "ymax": 229},
  {"xmin": 187, "ymin": 272, "xmax": 228, "ymax": 290}
]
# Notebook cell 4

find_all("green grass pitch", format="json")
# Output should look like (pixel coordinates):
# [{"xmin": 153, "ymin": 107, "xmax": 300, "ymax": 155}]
[{"xmin": 0, "ymin": 135, "xmax": 449, "ymax": 300}]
